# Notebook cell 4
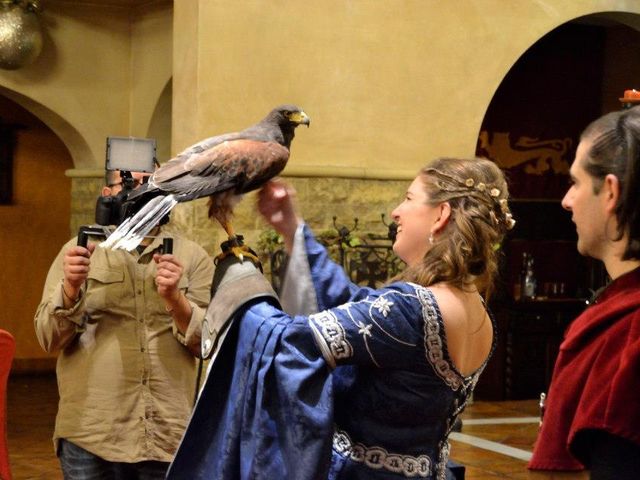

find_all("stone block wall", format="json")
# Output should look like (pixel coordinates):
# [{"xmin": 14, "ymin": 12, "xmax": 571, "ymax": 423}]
[
  {"xmin": 69, "ymin": 175, "xmax": 408, "ymax": 260},
  {"xmin": 69, "ymin": 176, "xmax": 105, "ymax": 238}
]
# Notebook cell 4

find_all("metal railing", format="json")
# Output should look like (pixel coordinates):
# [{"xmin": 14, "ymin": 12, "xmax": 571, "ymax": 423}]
[{"xmin": 268, "ymin": 215, "xmax": 404, "ymax": 293}]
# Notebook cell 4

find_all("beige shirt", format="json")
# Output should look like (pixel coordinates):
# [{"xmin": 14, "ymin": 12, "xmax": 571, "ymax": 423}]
[{"xmin": 34, "ymin": 233, "xmax": 214, "ymax": 463}]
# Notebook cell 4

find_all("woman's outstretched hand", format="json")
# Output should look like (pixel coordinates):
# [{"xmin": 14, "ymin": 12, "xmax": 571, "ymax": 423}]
[{"xmin": 257, "ymin": 179, "xmax": 302, "ymax": 253}]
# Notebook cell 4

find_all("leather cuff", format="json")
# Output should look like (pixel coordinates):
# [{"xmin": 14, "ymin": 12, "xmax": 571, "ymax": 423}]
[{"xmin": 201, "ymin": 269, "xmax": 279, "ymax": 359}]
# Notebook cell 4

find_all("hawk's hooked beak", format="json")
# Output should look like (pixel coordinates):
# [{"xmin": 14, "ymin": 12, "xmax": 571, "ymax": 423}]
[{"xmin": 289, "ymin": 110, "xmax": 311, "ymax": 127}]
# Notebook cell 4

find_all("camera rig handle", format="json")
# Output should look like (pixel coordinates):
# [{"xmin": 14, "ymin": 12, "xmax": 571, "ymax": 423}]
[
  {"xmin": 77, "ymin": 230, "xmax": 88, "ymax": 248},
  {"xmin": 162, "ymin": 237, "xmax": 173, "ymax": 255},
  {"xmin": 77, "ymin": 225, "xmax": 110, "ymax": 248}
]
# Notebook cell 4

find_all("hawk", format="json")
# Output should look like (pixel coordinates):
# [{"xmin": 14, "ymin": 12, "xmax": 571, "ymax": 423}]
[{"xmin": 101, "ymin": 105, "xmax": 310, "ymax": 255}]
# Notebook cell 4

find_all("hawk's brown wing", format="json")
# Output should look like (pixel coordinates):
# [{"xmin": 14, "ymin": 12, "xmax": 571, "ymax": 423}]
[{"xmin": 151, "ymin": 139, "xmax": 290, "ymax": 201}]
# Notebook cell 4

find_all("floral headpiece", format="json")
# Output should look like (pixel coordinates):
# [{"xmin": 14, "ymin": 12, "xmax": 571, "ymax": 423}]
[
  {"xmin": 462, "ymin": 177, "xmax": 516, "ymax": 231},
  {"xmin": 425, "ymin": 168, "xmax": 516, "ymax": 231}
]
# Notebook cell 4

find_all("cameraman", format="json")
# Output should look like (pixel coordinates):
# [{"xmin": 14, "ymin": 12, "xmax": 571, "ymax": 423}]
[{"xmin": 34, "ymin": 169, "xmax": 214, "ymax": 479}]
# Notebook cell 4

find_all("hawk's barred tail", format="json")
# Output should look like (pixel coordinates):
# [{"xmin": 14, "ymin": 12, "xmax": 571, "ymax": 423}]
[{"xmin": 100, "ymin": 194, "xmax": 179, "ymax": 251}]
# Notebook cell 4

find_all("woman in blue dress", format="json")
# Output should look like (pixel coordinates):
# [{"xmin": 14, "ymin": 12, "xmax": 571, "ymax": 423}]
[{"xmin": 167, "ymin": 157, "xmax": 515, "ymax": 480}]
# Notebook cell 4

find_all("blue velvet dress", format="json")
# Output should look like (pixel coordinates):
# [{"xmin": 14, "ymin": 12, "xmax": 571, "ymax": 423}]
[{"xmin": 167, "ymin": 225, "xmax": 495, "ymax": 480}]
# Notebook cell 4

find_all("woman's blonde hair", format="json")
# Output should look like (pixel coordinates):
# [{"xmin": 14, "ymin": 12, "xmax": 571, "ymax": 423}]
[{"xmin": 396, "ymin": 157, "xmax": 514, "ymax": 299}]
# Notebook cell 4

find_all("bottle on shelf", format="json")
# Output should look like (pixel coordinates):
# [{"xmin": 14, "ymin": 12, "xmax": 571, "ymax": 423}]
[
  {"xmin": 522, "ymin": 255, "xmax": 537, "ymax": 299},
  {"xmin": 514, "ymin": 252, "xmax": 528, "ymax": 300}
]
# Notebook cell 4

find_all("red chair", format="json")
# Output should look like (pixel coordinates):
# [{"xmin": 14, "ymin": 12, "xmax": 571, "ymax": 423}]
[{"xmin": 0, "ymin": 330, "xmax": 15, "ymax": 480}]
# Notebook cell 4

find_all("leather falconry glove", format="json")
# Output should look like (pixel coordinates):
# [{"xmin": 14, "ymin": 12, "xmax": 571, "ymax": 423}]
[{"xmin": 201, "ymin": 237, "xmax": 280, "ymax": 360}]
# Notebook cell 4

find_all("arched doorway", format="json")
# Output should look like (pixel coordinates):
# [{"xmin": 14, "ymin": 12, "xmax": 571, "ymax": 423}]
[
  {"xmin": 474, "ymin": 13, "xmax": 640, "ymax": 400},
  {"xmin": 0, "ymin": 94, "xmax": 73, "ymax": 370}
]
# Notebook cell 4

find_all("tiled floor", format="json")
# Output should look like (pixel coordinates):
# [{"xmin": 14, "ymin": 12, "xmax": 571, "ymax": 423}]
[
  {"xmin": 7, "ymin": 374, "xmax": 61, "ymax": 480},
  {"xmin": 449, "ymin": 402, "xmax": 588, "ymax": 479},
  {"xmin": 6, "ymin": 373, "xmax": 588, "ymax": 479}
]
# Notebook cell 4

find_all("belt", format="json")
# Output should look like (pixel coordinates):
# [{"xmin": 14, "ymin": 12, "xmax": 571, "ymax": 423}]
[{"xmin": 332, "ymin": 429, "xmax": 432, "ymax": 478}]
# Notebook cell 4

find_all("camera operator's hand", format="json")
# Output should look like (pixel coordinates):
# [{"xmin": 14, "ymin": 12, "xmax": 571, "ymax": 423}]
[
  {"xmin": 62, "ymin": 243, "xmax": 95, "ymax": 308},
  {"xmin": 153, "ymin": 253, "xmax": 184, "ymax": 301},
  {"xmin": 153, "ymin": 253, "xmax": 193, "ymax": 335}
]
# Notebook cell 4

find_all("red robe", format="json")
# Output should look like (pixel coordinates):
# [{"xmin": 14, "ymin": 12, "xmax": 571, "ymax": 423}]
[{"xmin": 529, "ymin": 267, "xmax": 640, "ymax": 471}]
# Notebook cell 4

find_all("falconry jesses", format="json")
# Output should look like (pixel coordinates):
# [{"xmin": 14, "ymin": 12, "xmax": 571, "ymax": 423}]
[{"xmin": 101, "ymin": 104, "xmax": 310, "ymax": 255}]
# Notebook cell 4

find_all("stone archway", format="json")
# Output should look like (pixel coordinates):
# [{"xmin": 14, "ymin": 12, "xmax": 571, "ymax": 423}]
[
  {"xmin": 0, "ymin": 93, "xmax": 74, "ymax": 369},
  {"xmin": 0, "ymin": 86, "xmax": 93, "ymax": 169}
]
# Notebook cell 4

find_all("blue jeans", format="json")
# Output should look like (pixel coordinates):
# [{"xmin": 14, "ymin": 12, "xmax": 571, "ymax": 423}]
[{"xmin": 58, "ymin": 439, "xmax": 170, "ymax": 480}]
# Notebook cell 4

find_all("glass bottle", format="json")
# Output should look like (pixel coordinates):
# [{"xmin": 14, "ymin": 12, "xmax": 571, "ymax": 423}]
[
  {"xmin": 522, "ymin": 256, "xmax": 537, "ymax": 299},
  {"xmin": 515, "ymin": 252, "xmax": 528, "ymax": 300}
]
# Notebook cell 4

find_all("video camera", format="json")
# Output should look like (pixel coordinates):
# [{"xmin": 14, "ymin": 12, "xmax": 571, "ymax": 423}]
[{"xmin": 95, "ymin": 136, "xmax": 157, "ymax": 227}]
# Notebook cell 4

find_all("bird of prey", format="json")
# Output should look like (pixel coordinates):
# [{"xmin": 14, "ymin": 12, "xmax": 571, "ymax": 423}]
[{"xmin": 101, "ymin": 104, "xmax": 310, "ymax": 255}]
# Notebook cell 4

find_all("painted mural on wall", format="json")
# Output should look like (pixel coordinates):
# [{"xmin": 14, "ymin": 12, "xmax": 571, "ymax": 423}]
[
  {"xmin": 478, "ymin": 131, "xmax": 572, "ymax": 175},
  {"xmin": 477, "ymin": 130, "xmax": 573, "ymax": 199}
]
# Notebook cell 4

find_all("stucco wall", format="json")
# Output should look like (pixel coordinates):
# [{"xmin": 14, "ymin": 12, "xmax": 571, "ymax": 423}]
[
  {"xmin": 167, "ymin": 0, "xmax": 640, "ymax": 257},
  {"xmin": 2, "ymin": 2, "xmax": 640, "ymax": 175},
  {"xmin": 0, "ymin": 1, "xmax": 172, "ymax": 169},
  {"xmin": 172, "ymin": 1, "xmax": 640, "ymax": 179}
]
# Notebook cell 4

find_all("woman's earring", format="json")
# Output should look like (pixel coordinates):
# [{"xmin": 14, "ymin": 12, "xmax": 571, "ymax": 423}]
[{"xmin": 428, "ymin": 233, "xmax": 434, "ymax": 245}]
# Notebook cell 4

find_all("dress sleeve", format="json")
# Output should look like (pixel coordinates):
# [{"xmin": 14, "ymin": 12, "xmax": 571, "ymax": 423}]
[
  {"xmin": 305, "ymin": 283, "xmax": 429, "ymax": 369},
  {"xmin": 299, "ymin": 224, "xmax": 374, "ymax": 311},
  {"xmin": 306, "ymin": 283, "xmax": 469, "ymax": 391}
]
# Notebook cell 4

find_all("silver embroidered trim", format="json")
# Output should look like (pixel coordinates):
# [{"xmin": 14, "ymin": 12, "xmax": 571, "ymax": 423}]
[
  {"xmin": 333, "ymin": 429, "xmax": 432, "ymax": 478},
  {"xmin": 416, "ymin": 287, "xmax": 462, "ymax": 390},
  {"xmin": 436, "ymin": 441, "xmax": 450, "ymax": 480},
  {"xmin": 308, "ymin": 310, "xmax": 353, "ymax": 364}
]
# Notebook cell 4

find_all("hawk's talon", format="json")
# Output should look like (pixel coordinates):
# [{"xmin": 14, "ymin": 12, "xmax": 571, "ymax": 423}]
[{"xmin": 214, "ymin": 239, "xmax": 261, "ymax": 270}]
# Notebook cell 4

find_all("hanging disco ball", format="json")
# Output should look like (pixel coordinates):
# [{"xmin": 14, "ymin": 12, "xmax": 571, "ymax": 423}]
[{"xmin": 0, "ymin": 0, "xmax": 43, "ymax": 70}]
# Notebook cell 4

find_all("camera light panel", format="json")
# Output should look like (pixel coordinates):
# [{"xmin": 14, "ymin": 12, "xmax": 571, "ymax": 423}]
[{"xmin": 106, "ymin": 136, "xmax": 156, "ymax": 173}]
